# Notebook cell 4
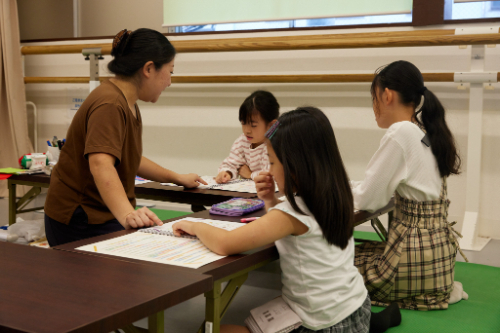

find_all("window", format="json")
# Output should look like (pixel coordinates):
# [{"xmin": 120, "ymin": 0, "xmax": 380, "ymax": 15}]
[
  {"xmin": 448, "ymin": 1, "xmax": 500, "ymax": 20},
  {"xmin": 164, "ymin": 0, "xmax": 413, "ymax": 33},
  {"xmin": 174, "ymin": 13, "xmax": 412, "ymax": 33}
]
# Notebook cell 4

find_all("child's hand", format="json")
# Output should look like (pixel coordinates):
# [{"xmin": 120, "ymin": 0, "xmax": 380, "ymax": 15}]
[
  {"xmin": 238, "ymin": 164, "xmax": 252, "ymax": 179},
  {"xmin": 255, "ymin": 171, "xmax": 276, "ymax": 202},
  {"xmin": 215, "ymin": 171, "xmax": 232, "ymax": 184},
  {"xmin": 172, "ymin": 220, "xmax": 197, "ymax": 237}
]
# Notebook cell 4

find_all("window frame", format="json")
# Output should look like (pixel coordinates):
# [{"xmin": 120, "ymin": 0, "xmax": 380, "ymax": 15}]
[{"xmin": 19, "ymin": 0, "xmax": 499, "ymax": 43}]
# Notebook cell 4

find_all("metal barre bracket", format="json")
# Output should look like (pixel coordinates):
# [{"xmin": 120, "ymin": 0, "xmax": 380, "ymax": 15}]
[
  {"xmin": 455, "ymin": 27, "xmax": 500, "ymax": 35},
  {"xmin": 82, "ymin": 48, "xmax": 102, "ymax": 92},
  {"xmin": 454, "ymin": 72, "xmax": 498, "ymax": 84},
  {"xmin": 82, "ymin": 47, "xmax": 102, "ymax": 56}
]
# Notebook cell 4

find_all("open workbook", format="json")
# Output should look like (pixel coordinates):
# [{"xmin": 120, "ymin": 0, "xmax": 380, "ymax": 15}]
[{"xmin": 76, "ymin": 217, "xmax": 245, "ymax": 269}]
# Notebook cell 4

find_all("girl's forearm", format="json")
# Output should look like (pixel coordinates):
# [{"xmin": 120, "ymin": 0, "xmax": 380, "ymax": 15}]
[
  {"xmin": 194, "ymin": 223, "xmax": 236, "ymax": 256},
  {"xmin": 264, "ymin": 196, "xmax": 281, "ymax": 211}
]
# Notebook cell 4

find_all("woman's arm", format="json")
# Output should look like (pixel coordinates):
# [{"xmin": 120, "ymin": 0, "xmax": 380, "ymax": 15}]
[
  {"xmin": 89, "ymin": 153, "xmax": 162, "ymax": 228},
  {"xmin": 137, "ymin": 156, "xmax": 207, "ymax": 187},
  {"xmin": 173, "ymin": 209, "xmax": 308, "ymax": 256}
]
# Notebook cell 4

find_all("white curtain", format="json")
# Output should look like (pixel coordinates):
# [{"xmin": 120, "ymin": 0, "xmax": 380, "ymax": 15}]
[{"xmin": 0, "ymin": 0, "xmax": 33, "ymax": 197}]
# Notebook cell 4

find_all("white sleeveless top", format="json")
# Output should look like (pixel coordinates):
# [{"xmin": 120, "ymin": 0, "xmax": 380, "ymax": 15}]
[{"xmin": 269, "ymin": 197, "xmax": 367, "ymax": 330}]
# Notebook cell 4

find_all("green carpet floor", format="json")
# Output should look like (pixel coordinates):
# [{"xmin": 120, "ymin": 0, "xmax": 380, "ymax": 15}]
[
  {"xmin": 354, "ymin": 231, "xmax": 500, "ymax": 332},
  {"xmin": 371, "ymin": 261, "xmax": 500, "ymax": 333},
  {"xmin": 354, "ymin": 230, "xmax": 384, "ymax": 243},
  {"xmin": 136, "ymin": 207, "xmax": 190, "ymax": 221},
  {"xmin": 138, "ymin": 215, "xmax": 500, "ymax": 332}
]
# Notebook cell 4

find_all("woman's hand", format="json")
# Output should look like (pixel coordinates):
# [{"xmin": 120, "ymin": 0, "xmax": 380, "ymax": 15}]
[
  {"xmin": 172, "ymin": 220, "xmax": 197, "ymax": 237},
  {"xmin": 215, "ymin": 171, "xmax": 232, "ymax": 184},
  {"xmin": 238, "ymin": 164, "xmax": 252, "ymax": 179},
  {"xmin": 175, "ymin": 173, "xmax": 207, "ymax": 188},
  {"xmin": 121, "ymin": 207, "xmax": 163, "ymax": 229},
  {"xmin": 255, "ymin": 171, "xmax": 277, "ymax": 205}
]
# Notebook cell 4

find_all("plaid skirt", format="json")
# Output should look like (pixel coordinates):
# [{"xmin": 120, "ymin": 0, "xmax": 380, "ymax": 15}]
[
  {"xmin": 354, "ymin": 179, "xmax": 462, "ymax": 310},
  {"xmin": 288, "ymin": 294, "xmax": 371, "ymax": 333}
]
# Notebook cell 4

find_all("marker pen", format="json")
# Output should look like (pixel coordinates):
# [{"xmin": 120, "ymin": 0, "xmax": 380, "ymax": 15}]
[{"xmin": 240, "ymin": 217, "xmax": 258, "ymax": 223}]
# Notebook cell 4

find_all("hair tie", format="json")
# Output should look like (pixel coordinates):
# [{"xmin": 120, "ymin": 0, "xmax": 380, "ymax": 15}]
[
  {"xmin": 419, "ymin": 86, "xmax": 427, "ymax": 95},
  {"xmin": 265, "ymin": 121, "xmax": 280, "ymax": 140},
  {"xmin": 112, "ymin": 29, "xmax": 133, "ymax": 56}
]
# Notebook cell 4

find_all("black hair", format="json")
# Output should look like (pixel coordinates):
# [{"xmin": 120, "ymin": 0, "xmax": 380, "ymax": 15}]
[
  {"xmin": 108, "ymin": 28, "xmax": 176, "ymax": 77},
  {"xmin": 270, "ymin": 107, "xmax": 354, "ymax": 249},
  {"xmin": 239, "ymin": 90, "xmax": 280, "ymax": 124},
  {"xmin": 371, "ymin": 60, "xmax": 461, "ymax": 177}
]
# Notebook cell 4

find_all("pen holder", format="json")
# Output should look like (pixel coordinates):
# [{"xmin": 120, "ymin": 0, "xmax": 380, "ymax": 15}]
[{"xmin": 47, "ymin": 146, "xmax": 60, "ymax": 163}]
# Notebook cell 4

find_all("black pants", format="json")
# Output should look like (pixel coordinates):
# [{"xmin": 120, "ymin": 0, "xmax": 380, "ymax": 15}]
[{"xmin": 44, "ymin": 206, "xmax": 124, "ymax": 247}]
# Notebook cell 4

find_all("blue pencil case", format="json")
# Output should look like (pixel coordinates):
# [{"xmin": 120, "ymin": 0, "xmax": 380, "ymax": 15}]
[{"xmin": 209, "ymin": 198, "xmax": 265, "ymax": 216}]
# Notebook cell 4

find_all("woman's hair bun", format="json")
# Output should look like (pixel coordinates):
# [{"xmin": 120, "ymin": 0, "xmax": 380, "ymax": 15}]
[{"xmin": 111, "ymin": 29, "xmax": 133, "ymax": 57}]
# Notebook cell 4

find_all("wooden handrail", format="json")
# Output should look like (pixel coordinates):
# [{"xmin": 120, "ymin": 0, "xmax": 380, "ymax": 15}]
[
  {"xmin": 20, "ymin": 29, "xmax": 500, "ymax": 55},
  {"xmin": 25, "ymin": 72, "xmax": 495, "ymax": 84}
]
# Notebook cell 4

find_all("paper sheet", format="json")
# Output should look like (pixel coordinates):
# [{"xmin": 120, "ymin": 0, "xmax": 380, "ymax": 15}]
[
  {"xmin": 76, "ymin": 217, "xmax": 245, "ymax": 269},
  {"xmin": 161, "ymin": 176, "xmax": 278, "ymax": 194},
  {"xmin": 135, "ymin": 176, "xmax": 154, "ymax": 185}
]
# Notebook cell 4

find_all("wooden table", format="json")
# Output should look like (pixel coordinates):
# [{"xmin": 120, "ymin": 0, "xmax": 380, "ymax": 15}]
[
  {"xmin": 54, "ymin": 201, "xmax": 394, "ymax": 333},
  {"xmin": 7, "ymin": 174, "xmax": 257, "ymax": 225},
  {"xmin": 0, "ymin": 242, "xmax": 212, "ymax": 333}
]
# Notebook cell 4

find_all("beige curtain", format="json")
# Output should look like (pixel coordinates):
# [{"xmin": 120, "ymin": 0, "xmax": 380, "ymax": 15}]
[{"xmin": 0, "ymin": 0, "xmax": 33, "ymax": 197}]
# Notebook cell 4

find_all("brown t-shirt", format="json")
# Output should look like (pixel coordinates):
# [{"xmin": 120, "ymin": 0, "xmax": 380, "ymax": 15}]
[{"xmin": 45, "ymin": 80, "xmax": 142, "ymax": 224}]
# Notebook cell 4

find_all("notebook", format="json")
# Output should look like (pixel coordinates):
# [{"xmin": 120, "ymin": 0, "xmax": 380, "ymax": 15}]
[
  {"xmin": 244, "ymin": 296, "xmax": 303, "ymax": 333},
  {"xmin": 76, "ymin": 217, "xmax": 245, "ymax": 269}
]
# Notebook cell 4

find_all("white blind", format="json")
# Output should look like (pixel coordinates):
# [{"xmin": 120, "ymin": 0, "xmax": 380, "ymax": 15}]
[
  {"xmin": 454, "ymin": 0, "xmax": 496, "ymax": 2},
  {"xmin": 163, "ymin": 0, "xmax": 413, "ymax": 27}
]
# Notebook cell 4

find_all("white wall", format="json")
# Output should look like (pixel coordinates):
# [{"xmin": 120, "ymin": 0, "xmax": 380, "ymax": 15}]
[{"xmin": 22, "ymin": 23, "xmax": 500, "ymax": 239}]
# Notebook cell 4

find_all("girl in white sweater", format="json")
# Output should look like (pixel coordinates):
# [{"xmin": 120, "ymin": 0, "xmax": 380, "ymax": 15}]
[{"xmin": 353, "ymin": 60, "xmax": 464, "ymax": 311}]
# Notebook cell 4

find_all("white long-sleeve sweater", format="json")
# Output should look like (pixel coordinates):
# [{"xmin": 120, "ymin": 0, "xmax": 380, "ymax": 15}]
[
  {"xmin": 218, "ymin": 134, "xmax": 270, "ymax": 180},
  {"xmin": 352, "ymin": 121, "xmax": 442, "ymax": 212}
]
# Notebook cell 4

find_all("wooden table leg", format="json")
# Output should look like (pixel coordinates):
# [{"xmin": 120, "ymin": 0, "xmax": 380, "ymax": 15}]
[
  {"xmin": 201, "ymin": 281, "xmax": 222, "ymax": 333},
  {"xmin": 148, "ymin": 311, "xmax": 165, "ymax": 333},
  {"xmin": 120, "ymin": 310, "xmax": 164, "ymax": 333},
  {"xmin": 199, "ymin": 273, "xmax": 249, "ymax": 333},
  {"xmin": 8, "ymin": 180, "xmax": 16, "ymax": 226}
]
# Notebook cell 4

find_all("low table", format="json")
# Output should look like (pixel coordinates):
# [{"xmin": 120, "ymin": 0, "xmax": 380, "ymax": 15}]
[
  {"xmin": 7, "ymin": 174, "xmax": 257, "ymax": 225},
  {"xmin": 54, "ymin": 200, "xmax": 394, "ymax": 333},
  {"xmin": 0, "ymin": 242, "xmax": 212, "ymax": 333}
]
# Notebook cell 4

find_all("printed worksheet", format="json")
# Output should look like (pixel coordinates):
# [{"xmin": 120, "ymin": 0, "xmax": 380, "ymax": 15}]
[
  {"xmin": 76, "ymin": 217, "xmax": 245, "ymax": 269},
  {"xmin": 161, "ymin": 176, "xmax": 278, "ymax": 194},
  {"xmin": 135, "ymin": 176, "xmax": 153, "ymax": 185}
]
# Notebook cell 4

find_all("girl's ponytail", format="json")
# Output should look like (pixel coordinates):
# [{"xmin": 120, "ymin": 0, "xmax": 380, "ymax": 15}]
[
  {"xmin": 372, "ymin": 60, "xmax": 461, "ymax": 177},
  {"xmin": 416, "ymin": 89, "xmax": 461, "ymax": 177}
]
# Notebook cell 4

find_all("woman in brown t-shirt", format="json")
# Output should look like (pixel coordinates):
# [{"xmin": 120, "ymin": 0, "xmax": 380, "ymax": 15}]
[{"xmin": 44, "ymin": 28, "xmax": 207, "ymax": 246}]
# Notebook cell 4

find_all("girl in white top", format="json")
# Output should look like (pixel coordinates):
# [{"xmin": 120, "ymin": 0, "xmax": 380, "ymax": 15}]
[
  {"xmin": 216, "ymin": 90, "xmax": 279, "ymax": 183},
  {"xmin": 174, "ymin": 108, "xmax": 374, "ymax": 333},
  {"xmin": 352, "ymin": 60, "xmax": 463, "ymax": 311}
]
